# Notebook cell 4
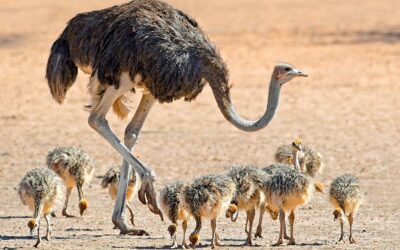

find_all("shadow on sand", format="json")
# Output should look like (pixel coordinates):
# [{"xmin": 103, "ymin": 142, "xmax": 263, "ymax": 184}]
[
  {"xmin": 0, "ymin": 215, "xmax": 30, "ymax": 219},
  {"xmin": 311, "ymin": 28, "xmax": 400, "ymax": 45}
]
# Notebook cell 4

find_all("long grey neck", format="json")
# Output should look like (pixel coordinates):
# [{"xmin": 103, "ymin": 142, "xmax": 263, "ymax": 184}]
[{"xmin": 211, "ymin": 74, "xmax": 282, "ymax": 132}]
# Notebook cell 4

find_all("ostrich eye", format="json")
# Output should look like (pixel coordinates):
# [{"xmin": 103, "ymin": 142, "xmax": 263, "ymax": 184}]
[{"xmin": 284, "ymin": 67, "xmax": 291, "ymax": 72}]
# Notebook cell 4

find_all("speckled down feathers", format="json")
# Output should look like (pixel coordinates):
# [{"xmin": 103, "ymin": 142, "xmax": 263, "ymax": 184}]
[
  {"xmin": 264, "ymin": 164, "xmax": 312, "ymax": 197},
  {"xmin": 160, "ymin": 180, "xmax": 185, "ymax": 223},
  {"xmin": 182, "ymin": 174, "xmax": 235, "ymax": 217},
  {"xmin": 330, "ymin": 174, "xmax": 361, "ymax": 210},
  {"xmin": 262, "ymin": 163, "xmax": 293, "ymax": 175},
  {"xmin": 46, "ymin": 146, "xmax": 94, "ymax": 186},
  {"xmin": 227, "ymin": 166, "xmax": 269, "ymax": 205},
  {"xmin": 101, "ymin": 164, "xmax": 136, "ymax": 188},
  {"xmin": 275, "ymin": 144, "xmax": 323, "ymax": 177},
  {"xmin": 18, "ymin": 168, "xmax": 64, "ymax": 212}
]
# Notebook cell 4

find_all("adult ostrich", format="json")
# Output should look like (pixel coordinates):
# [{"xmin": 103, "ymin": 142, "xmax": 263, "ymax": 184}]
[{"xmin": 46, "ymin": 0, "xmax": 307, "ymax": 235}]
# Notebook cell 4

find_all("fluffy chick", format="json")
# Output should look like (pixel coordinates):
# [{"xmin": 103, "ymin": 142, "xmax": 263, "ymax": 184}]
[
  {"xmin": 160, "ymin": 180, "xmax": 191, "ymax": 248},
  {"xmin": 19, "ymin": 168, "xmax": 64, "ymax": 247},
  {"xmin": 47, "ymin": 146, "xmax": 94, "ymax": 216},
  {"xmin": 226, "ymin": 166, "xmax": 269, "ymax": 245},
  {"xmin": 181, "ymin": 174, "xmax": 236, "ymax": 249},
  {"xmin": 330, "ymin": 174, "xmax": 361, "ymax": 244}
]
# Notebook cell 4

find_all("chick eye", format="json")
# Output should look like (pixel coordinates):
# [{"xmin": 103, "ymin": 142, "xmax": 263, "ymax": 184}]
[{"xmin": 284, "ymin": 67, "xmax": 291, "ymax": 72}]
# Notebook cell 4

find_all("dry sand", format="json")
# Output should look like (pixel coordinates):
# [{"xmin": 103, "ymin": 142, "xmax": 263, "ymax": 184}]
[{"xmin": 0, "ymin": 0, "xmax": 399, "ymax": 249}]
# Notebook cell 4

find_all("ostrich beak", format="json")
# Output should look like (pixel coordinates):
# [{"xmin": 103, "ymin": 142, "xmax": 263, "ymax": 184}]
[{"xmin": 291, "ymin": 69, "xmax": 308, "ymax": 77}]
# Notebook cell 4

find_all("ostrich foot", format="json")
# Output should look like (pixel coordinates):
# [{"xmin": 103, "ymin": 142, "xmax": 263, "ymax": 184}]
[
  {"xmin": 138, "ymin": 177, "xmax": 164, "ymax": 221},
  {"xmin": 215, "ymin": 241, "xmax": 224, "ymax": 247},
  {"xmin": 120, "ymin": 229, "xmax": 149, "ymax": 236},
  {"xmin": 244, "ymin": 237, "xmax": 253, "ymax": 246},
  {"xmin": 62, "ymin": 209, "xmax": 75, "ymax": 218},
  {"xmin": 336, "ymin": 235, "xmax": 345, "ymax": 244},
  {"xmin": 272, "ymin": 239, "xmax": 283, "ymax": 246},
  {"xmin": 44, "ymin": 235, "xmax": 51, "ymax": 242},
  {"xmin": 349, "ymin": 236, "xmax": 356, "ymax": 244},
  {"xmin": 170, "ymin": 242, "xmax": 178, "ymax": 248},
  {"xmin": 288, "ymin": 239, "xmax": 296, "ymax": 245},
  {"xmin": 33, "ymin": 238, "xmax": 41, "ymax": 248},
  {"xmin": 114, "ymin": 217, "xmax": 149, "ymax": 236},
  {"xmin": 254, "ymin": 226, "xmax": 263, "ymax": 239},
  {"xmin": 182, "ymin": 241, "xmax": 190, "ymax": 249}
]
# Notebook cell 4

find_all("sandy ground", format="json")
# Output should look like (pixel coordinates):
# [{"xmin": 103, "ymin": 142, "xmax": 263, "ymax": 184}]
[{"xmin": 0, "ymin": 0, "xmax": 399, "ymax": 249}]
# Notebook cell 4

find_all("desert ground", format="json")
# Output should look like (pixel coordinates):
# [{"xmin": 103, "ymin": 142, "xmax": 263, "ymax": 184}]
[{"xmin": 0, "ymin": 0, "xmax": 399, "ymax": 249}]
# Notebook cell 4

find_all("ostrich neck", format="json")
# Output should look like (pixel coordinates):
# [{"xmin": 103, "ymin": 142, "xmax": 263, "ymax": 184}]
[
  {"xmin": 34, "ymin": 201, "xmax": 43, "ymax": 221},
  {"xmin": 293, "ymin": 150, "xmax": 301, "ymax": 171},
  {"xmin": 210, "ymin": 73, "xmax": 282, "ymax": 132}
]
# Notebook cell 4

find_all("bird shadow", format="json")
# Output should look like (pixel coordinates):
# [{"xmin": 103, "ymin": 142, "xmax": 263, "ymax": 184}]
[
  {"xmin": 136, "ymin": 245, "xmax": 175, "ymax": 250},
  {"xmin": 298, "ymin": 241, "xmax": 327, "ymax": 246},
  {"xmin": 0, "ymin": 215, "xmax": 30, "ymax": 219},
  {"xmin": 0, "ymin": 235, "xmax": 33, "ymax": 241},
  {"xmin": 65, "ymin": 228, "xmax": 103, "ymax": 232}
]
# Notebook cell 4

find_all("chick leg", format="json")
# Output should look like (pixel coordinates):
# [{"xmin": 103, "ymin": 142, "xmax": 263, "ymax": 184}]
[
  {"xmin": 182, "ymin": 220, "xmax": 189, "ymax": 249},
  {"xmin": 272, "ymin": 209, "xmax": 285, "ymax": 246},
  {"xmin": 255, "ymin": 204, "xmax": 265, "ymax": 238},
  {"xmin": 210, "ymin": 218, "xmax": 223, "ymax": 248},
  {"xmin": 288, "ymin": 210, "xmax": 296, "ymax": 245},
  {"xmin": 125, "ymin": 203, "xmax": 135, "ymax": 227},
  {"xmin": 283, "ymin": 217, "xmax": 290, "ymax": 240},
  {"xmin": 336, "ymin": 217, "xmax": 345, "ymax": 243},
  {"xmin": 44, "ymin": 213, "xmax": 52, "ymax": 241},
  {"xmin": 348, "ymin": 212, "xmax": 356, "ymax": 244},
  {"xmin": 244, "ymin": 209, "xmax": 255, "ymax": 245},
  {"xmin": 62, "ymin": 187, "xmax": 74, "ymax": 217},
  {"xmin": 33, "ymin": 219, "xmax": 41, "ymax": 248},
  {"xmin": 244, "ymin": 213, "xmax": 249, "ymax": 234}
]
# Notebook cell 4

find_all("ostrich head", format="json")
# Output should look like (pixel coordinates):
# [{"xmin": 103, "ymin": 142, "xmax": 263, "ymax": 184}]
[
  {"xmin": 225, "ymin": 204, "xmax": 239, "ymax": 222},
  {"xmin": 291, "ymin": 138, "xmax": 303, "ymax": 154},
  {"xmin": 28, "ymin": 218, "xmax": 37, "ymax": 235},
  {"xmin": 333, "ymin": 208, "xmax": 344, "ymax": 221},
  {"xmin": 189, "ymin": 233, "xmax": 200, "ymax": 247},
  {"xmin": 79, "ymin": 199, "xmax": 88, "ymax": 215},
  {"xmin": 266, "ymin": 205, "xmax": 279, "ymax": 220},
  {"xmin": 167, "ymin": 224, "xmax": 177, "ymax": 238},
  {"xmin": 273, "ymin": 63, "xmax": 308, "ymax": 85}
]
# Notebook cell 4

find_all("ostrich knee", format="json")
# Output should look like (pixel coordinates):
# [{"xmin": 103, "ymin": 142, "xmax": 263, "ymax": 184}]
[
  {"xmin": 88, "ymin": 114, "xmax": 106, "ymax": 132},
  {"xmin": 124, "ymin": 130, "xmax": 140, "ymax": 149}
]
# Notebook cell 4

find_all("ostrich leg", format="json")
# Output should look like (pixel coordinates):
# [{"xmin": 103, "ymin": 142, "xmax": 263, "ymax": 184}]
[
  {"xmin": 88, "ymin": 76, "xmax": 160, "ymax": 234},
  {"xmin": 113, "ymin": 93, "xmax": 162, "ymax": 234}
]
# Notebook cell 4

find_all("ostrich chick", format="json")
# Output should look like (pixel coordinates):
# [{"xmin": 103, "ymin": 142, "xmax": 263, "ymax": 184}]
[
  {"xmin": 265, "ymin": 164, "xmax": 325, "ymax": 246},
  {"xmin": 225, "ymin": 166, "xmax": 269, "ymax": 245},
  {"xmin": 101, "ymin": 164, "xmax": 140, "ymax": 228},
  {"xmin": 160, "ymin": 180, "xmax": 191, "ymax": 249},
  {"xmin": 18, "ymin": 168, "xmax": 64, "ymax": 247},
  {"xmin": 255, "ymin": 138, "xmax": 304, "ymax": 239},
  {"xmin": 330, "ymin": 174, "xmax": 361, "ymax": 244},
  {"xmin": 275, "ymin": 143, "xmax": 323, "ymax": 177},
  {"xmin": 181, "ymin": 175, "xmax": 237, "ymax": 249},
  {"xmin": 47, "ymin": 146, "xmax": 94, "ymax": 217}
]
